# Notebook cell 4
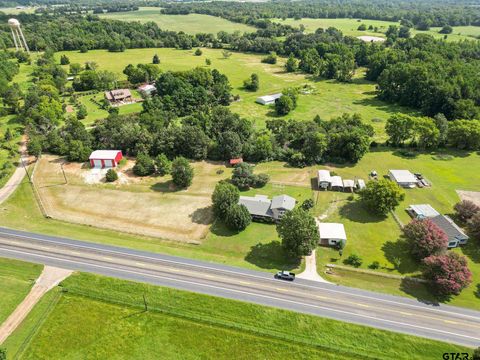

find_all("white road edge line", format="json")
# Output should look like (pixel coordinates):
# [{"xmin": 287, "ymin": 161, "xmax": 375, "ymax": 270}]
[{"xmin": 0, "ymin": 247, "xmax": 479, "ymax": 343}]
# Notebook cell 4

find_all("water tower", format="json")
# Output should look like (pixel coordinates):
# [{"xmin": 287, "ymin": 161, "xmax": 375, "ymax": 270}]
[{"xmin": 8, "ymin": 18, "xmax": 29, "ymax": 53}]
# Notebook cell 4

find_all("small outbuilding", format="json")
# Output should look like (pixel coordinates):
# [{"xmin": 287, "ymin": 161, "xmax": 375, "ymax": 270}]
[
  {"xmin": 317, "ymin": 170, "xmax": 331, "ymax": 190},
  {"xmin": 255, "ymin": 93, "xmax": 282, "ymax": 105},
  {"xmin": 388, "ymin": 170, "xmax": 417, "ymax": 188},
  {"xmin": 137, "ymin": 84, "xmax": 156, "ymax": 96},
  {"xmin": 330, "ymin": 176, "xmax": 343, "ymax": 191},
  {"xmin": 105, "ymin": 89, "xmax": 132, "ymax": 104},
  {"xmin": 406, "ymin": 204, "xmax": 440, "ymax": 220},
  {"xmin": 318, "ymin": 223, "xmax": 347, "ymax": 247},
  {"xmin": 89, "ymin": 150, "xmax": 123, "ymax": 169},
  {"xmin": 229, "ymin": 158, "xmax": 243, "ymax": 167},
  {"xmin": 356, "ymin": 179, "xmax": 366, "ymax": 190},
  {"xmin": 343, "ymin": 179, "xmax": 355, "ymax": 192}
]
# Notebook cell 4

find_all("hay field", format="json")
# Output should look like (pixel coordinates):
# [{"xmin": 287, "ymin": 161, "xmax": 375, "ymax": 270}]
[{"xmin": 34, "ymin": 155, "xmax": 231, "ymax": 242}]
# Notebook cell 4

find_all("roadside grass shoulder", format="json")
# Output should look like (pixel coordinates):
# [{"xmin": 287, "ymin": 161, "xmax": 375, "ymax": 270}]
[
  {"xmin": 0, "ymin": 258, "xmax": 42, "ymax": 324},
  {"xmin": 6, "ymin": 272, "xmax": 470, "ymax": 360}
]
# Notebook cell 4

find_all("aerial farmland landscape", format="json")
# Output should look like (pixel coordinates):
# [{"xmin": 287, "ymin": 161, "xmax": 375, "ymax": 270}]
[{"xmin": 0, "ymin": 0, "xmax": 479, "ymax": 359}]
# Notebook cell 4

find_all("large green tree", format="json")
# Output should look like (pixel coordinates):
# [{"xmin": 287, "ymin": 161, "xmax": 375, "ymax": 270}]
[
  {"xmin": 276, "ymin": 208, "xmax": 319, "ymax": 258},
  {"xmin": 212, "ymin": 181, "xmax": 239, "ymax": 219},
  {"xmin": 171, "ymin": 156, "xmax": 194, "ymax": 188},
  {"xmin": 359, "ymin": 179, "xmax": 405, "ymax": 216}
]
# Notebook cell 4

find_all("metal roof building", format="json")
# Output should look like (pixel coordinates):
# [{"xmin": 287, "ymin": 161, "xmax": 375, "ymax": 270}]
[
  {"xmin": 430, "ymin": 215, "xmax": 469, "ymax": 248},
  {"xmin": 388, "ymin": 170, "xmax": 417, "ymax": 188},
  {"xmin": 407, "ymin": 204, "xmax": 440, "ymax": 219},
  {"xmin": 255, "ymin": 93, "xmax": 282, "ymax": 105}
]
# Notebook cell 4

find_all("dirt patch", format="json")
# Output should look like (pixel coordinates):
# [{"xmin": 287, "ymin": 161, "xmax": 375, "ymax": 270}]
[
  {"xmin": 65, "ymin": 105, "xmax": 74, "ymax": 113},
  {"xmin": 34, "ymin": 155, "xmax": 231, "ymax": 242},
  {"xmin": 457, "ymin": 190, "xmax": 480, "ymax": 207}
]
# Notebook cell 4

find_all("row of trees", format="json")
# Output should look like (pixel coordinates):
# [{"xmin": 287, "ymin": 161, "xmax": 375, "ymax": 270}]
[{"xmin": 386, "ymin": 114, "xmax": 480, "ymax": 150}]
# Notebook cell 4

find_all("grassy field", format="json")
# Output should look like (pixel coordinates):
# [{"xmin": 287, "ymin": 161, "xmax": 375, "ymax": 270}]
[
  {"xmin": 312, "ymin": 148, "xmax": 480, "ymax": 309},
  {"xmin": 35, "ymin": 155, "xmax": 232, "ymax": 242},
  {"xmin": 0, "ymin": 6, "xmax": 36, "ymax": 15},
  {"xmin": 0, "ymin": 258, "xmax": 42, "ymax": 324},
  {"xmin": 3, "ymin": 272, "xmax": 470, "ymax": 359},
  {"xmin": 56, "ymin": 48, "xmax": 412, "ymax": 139},
  {"xmin": 99, "ymin": 7, "xmax": 255, "ymax": 35},
  {"xmin": 273, "ymin": 18, "xmax": 480, "ymax": 42}
]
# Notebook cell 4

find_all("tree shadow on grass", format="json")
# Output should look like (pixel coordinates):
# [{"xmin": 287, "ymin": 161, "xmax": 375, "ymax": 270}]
[
  {"xmin": 150, "ymin": 180, "xmax": 178, "ymax": 193},
  {"xmin": 381, "ymin": 239, "xmax": 420, "ymax": 274},
  {"xmin": 338, "ymin": 200, "xmax": 386, "ymax": 223},
  {"xmin": 475, "ymin": 284, "xmax": 480, "ymax": 299},
  {"xmin": 399, "ymin": 277, "xmax": 441, "ymax": 306},
  {"xmin": 209, "ymin": 220, "xmax": 238, "ymax": 237},
  {"xmin": 245, "ymin": 240, "xmax": 300, "ymax": 270},
  {"xmin": 189, "ymin": 206, "xmax": 213, "ymax": 225}
]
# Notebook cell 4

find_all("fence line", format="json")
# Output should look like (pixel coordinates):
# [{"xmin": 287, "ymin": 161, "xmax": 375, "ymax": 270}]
[
  {"xmin": 63, "ymin": 288, "xmax": 380, "ymax": 360},
  {"xmin": 325, "ymin": 263, "xmax": 426, "ymax": 283},
  {"xmin": 13, "ymin": 290, "xmax": 63, "ymax": 360}
]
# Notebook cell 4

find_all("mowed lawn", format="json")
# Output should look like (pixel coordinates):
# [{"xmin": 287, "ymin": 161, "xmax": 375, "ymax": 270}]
[
  {"xmin": 55, "ymin": 48, "xmax": 411, "ymax": 139},
  {"xmin": 0, "ymin": 258, "xmax": 42, "ymax": 324},
  {"xmin": 99, "ymin": 7, "xmax": 255, "ymax": 34},
  {"xmin": 273, "ymin": 18, "xmax": 480, "ymax": 42},
  {"xmin": 312, "ymin": 149, "xmax": 480, "ymax": 309},
  {"xmin": 4, "ymin": 272, "xmax": 470, "ymax": 360}
]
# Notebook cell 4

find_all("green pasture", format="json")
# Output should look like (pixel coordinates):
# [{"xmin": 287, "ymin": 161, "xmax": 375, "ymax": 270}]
[
  {"xmin": 3, "ymin": 272, "xmax": 470, "ymax": 359},
  {"xmin": 0, "ymin": 258, "xmax": 42, "ymax": 324},
  {"xmin": 313, "ymin": 149, "xmax": 480, "ymax": 309},
  {"xmin": 56, "ymin": 48, "xmax": 412, "ymax": 139},
  {"xmin": 273, "ymin": 18, "xmax": 479, "ymax": 42},
  {"xmin": 99, "ymin": 7, "xmax": 255, "ymax": 35}
]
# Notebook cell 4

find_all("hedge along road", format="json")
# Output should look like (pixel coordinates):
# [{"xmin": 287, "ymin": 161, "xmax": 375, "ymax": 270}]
[{"xmin": 0, "ymin": 227, "xmax": 479, "ymax": 347}]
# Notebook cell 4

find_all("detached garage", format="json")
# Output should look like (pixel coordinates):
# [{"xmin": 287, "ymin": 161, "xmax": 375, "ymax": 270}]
[{"xmin": 89, "ymin": 150, "xmax": 123, "ymax": 169}]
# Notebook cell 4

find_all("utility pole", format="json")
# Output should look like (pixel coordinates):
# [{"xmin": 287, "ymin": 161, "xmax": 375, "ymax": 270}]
[
  {"xmin": 20, "ymin": 156, "xmax": 31, "ymax": 183},
  {"xmin": 143, "ymin": 294, "xmax": 148, "ymax": 311}
]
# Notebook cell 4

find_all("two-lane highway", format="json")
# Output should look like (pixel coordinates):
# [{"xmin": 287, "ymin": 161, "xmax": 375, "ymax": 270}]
[{"xmin": 0, "ymin": 227, "xmax": 479, "ymax": 347}]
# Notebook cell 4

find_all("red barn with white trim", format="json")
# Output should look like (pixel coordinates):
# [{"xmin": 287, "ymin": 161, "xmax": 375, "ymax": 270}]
[{"xmin": 89, "ymin": 150, "xmax": 123, "ymax": 169}]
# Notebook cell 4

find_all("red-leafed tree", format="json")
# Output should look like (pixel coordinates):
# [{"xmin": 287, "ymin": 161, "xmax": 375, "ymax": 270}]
[
  {"xmin": 403, "ymin": 219, "xmax": 448, "ymax": 260},
  {"xmin": 454, "ymin": 200, "xmax": 480, "ymax": 223},
  {"xmin": 422, "ymin": 252, "xmax": 472, "ymax": 296},
  {"xmin": 469, "ymin": 212, "xmax": 480, "ymax": 240}
]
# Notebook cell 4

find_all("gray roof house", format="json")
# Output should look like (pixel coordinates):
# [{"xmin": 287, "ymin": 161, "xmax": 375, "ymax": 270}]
[
  {"xmin": 255, "ymin": 93, "xmax": 282, "ymax": 105},
  {"xmin": 239, "ymin": 194, "xmax": 296, "ymax": 221},
  {"xmin": 430, "ymin": 215, "xmax": 469, "ymax": 248}
]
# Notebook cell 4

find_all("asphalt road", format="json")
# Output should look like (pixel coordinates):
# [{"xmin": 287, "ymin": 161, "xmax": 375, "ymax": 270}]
[{"xmin": 0, "ymin": 227, "xmax": 479, "ymax": 347}]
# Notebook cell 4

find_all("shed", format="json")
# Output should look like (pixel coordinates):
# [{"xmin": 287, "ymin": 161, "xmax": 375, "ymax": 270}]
[
  {"xmin": 330, "ymin": 176, "xmax": 343, "ymax": 191},
  {"xmin": 430, "ymin": 215, "xmax": 469, "ymax": 248},
  {"xmin": 388, "ymin": 170, "xmax": 417, "ymax": 188},
  {"xmin": 317, "ymin": 170, "xmax": 331, "ymax": 190},
  {"xmin": 318, "ymin": 223, "xmax": 347, "ymax": 246},
  {"xmin": 137, "ymin": 84, "xmax": 156, "ymax": 96},
  {"xmin": 229, "ymin": 158, "xmax": 243, "ymax": 166},
  {"xmin": 406, "ymin": 204, "xmax": 440, "ymax": 220},
  {"xmin": 89, "ymin": 150, "xmax": 123, "ymax": 169},
  {"xmin": 255, "ymin": 93, "xmax": 282, "ymax": 105},
  {"xmin": 356, "ymin": 179, "xmax": 366, "ymax": 190},
  {"xmin": 343, "ymin": 179, "xmax": 355, "ymax": 192}
]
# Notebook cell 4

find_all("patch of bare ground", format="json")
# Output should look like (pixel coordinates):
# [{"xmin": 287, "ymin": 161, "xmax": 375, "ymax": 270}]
[
  {"xmin": 456, "ymin": 190, "xmax": 480, "ymax": 207},
  {"xmin": 34, "ymin": 155, "xmax": 232, "ymax": 242}
]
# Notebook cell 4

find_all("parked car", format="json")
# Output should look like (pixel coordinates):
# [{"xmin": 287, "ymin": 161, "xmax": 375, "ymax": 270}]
[{"xmin": 275, "ymin": 270, "xmax": 295, "ymax": 281}]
